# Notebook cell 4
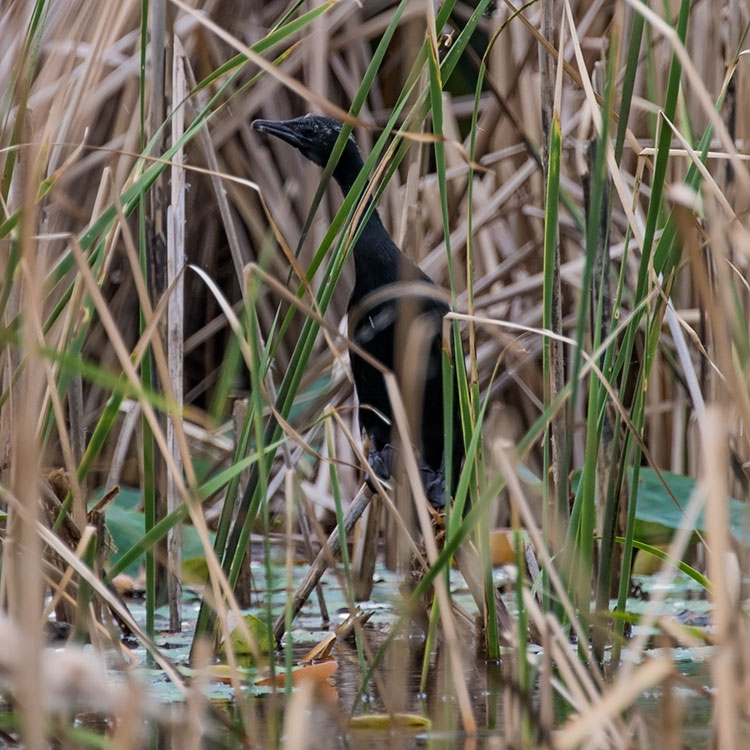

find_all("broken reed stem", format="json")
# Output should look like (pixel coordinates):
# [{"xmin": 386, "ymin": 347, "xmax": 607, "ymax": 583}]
[
  {"xmin": 272, "ymin": 484, "xmax": 371, "ymax": 644},
  {"xmin": 351, "ymin": 492, "xmax": 382, "ymax": 601}
]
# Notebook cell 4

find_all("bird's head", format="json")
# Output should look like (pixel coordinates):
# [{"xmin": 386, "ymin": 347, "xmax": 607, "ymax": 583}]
[{"xmin": 251, "ymin": 113, "xmax": 361, "ymax": 172}]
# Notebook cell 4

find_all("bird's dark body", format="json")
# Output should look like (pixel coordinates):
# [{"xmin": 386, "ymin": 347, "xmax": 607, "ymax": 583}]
[
  {"xmin": 348, "ymin": 221, "xmax": 453, "ymax": 503},
  {"xmin": 252, "ymin": 114, "xmax": 461, "ymax": 507}
]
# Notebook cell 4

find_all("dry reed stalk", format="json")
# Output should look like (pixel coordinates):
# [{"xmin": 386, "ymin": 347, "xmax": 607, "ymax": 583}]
[
  {"xmin": 22, "ymin": 495, "xmax": 187, "ymax": 688},
  {"xmin": 40, "ymin": 524, "xmax": 96, "ymax": 623},
  {"xmin": 494, "ymin": 438, "xmax": 601, "ymax": 668},
  {"xmin": 280, "ymin": 679, "xmax": 314, "ymax": 749},
  {"xmin": 180, "ymin": 636, "xmax": 209, "ymax": 750},
  {"xmin": 166, "ymin": 37, "xmax": 187, "ymax": 630},
  {"xmin": 522, "ymin": 591, "xmax": 626, "ymax": 746},
  {"xmin": 557, "ymin": 657, "xmax": 673, "ymax": 750},
  {"xmin": 704, "ymin": 411, "xmax": 740, "ymax": 748},
  {"xmin": 65, "ymin": 235, "xmax": 262, "ymax": 696},
  {"xmin": 9, "ymin": 163, "xmax": 47, "ymax": 750},
  {"xmin": 351, "ymin": 490, "xmax": 382, "ymax": 600}
]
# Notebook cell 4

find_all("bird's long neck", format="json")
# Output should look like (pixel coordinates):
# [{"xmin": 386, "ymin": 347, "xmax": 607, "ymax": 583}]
[{"xmin": 332, "ymin": 157, "xmax": 402, "ymax": 294}]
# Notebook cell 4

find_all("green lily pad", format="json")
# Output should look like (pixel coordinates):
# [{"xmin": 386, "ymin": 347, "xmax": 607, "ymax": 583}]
[
  {"xmin": 218, "ymin": 613, "xmax": 273, "ymax": 664},
  {"xmin": 632, "ymin": 468, "xmax": 750, "ymax": 545},
  {"xmin": 572, "ymin": 467, "xmax": 750, "ymax": 546},
  {"xmin": 96, "ymin": 486, "xmax": 216, "ymax": 576},
  {"xmin": 182, "ymin": 557, "xmax": 209, "ymax": 585}
]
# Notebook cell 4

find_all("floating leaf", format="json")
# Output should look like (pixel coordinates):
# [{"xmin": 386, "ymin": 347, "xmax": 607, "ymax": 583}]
[
  {"xmin": 632, "ymin": 544, "xmax": 669, "ymax": 576},
  {"xmin": 489, "ymin": 529, "xmax": 516, "ymax": 566},
  {"xmin": 205, "ymin": 664, "xmax": 253, "ymax": 684},
  {"xmin": 182, "ymin": 557, "xmax": 209, "ymax": 585},
  {"xmin": 219, "ymin": 613, "xmax": 273, "ymax": 663},
  {"xmin": 99, "ymin": 486, "xmax": 215, "ymax": 576},
  {"xmin": 349, "ymin": 713, "xmax": 431, "ymax": 730},
  {"xmin": 632, "ymin": 468, "xmax": 749, "ymax": 545},
  {"xmin": 573, "ymin": 468, "xmax": 750, "ymax": 546},
  {"xmin": 619, "ymin": 538, "xmax": 710, "ymax": 590},
  {"xmin": 255, "ymin": 660, "xmax": 337, "ymax": 687}
]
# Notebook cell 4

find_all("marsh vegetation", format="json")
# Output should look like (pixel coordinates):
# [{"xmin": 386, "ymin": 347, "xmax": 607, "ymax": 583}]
[{"xmin": 0, "ymin": 0, "xmax": 749, "ymax": 747}]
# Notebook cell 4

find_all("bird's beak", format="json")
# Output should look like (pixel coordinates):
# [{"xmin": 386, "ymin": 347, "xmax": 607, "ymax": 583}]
[{"xmin": 251, "ymin": 119, "xmax": 306, "ymax": 149}]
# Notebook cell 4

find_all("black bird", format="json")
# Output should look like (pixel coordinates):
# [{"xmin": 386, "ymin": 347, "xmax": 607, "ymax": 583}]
[{"xmin": 252, "ymin": 114, "xmax": 461, "ymax": 507}]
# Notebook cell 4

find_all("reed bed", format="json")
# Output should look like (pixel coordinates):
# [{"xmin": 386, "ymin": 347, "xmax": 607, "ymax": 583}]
[{"xmin": 0, "ymin": 0, "xmax": 749, "ymax": 747}]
